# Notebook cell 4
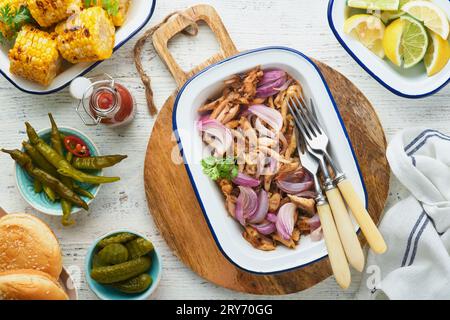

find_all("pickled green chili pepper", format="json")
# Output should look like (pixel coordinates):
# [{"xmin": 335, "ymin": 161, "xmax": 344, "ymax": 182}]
[
  {"xmin": 26, "ymin": 122, "xmax": 120, "ymax": 185},
  {"xmin": 49, "ymin": 114, "xmax": 75, "ymax": 227},
  {"xmin": 72, "ymin": 155, "xmax": 128, "ymax": 170},
  {"xmin": 72, "ymin": 184, "xmax": 95, "ymax": 199},
  {"xmin": 1, "ymin": 149, "xmax": 88, "ymax": 210},
  {"xmin": 22, "ymin": 141, "xmax": 58, "ymax": 177},
  {"xmin": 43, "ymin": 184, "xmax": 57, "ymax": 202},
  {"xmin": 33, "ymin": 179, "xmax": 42, "ymax": 193}
]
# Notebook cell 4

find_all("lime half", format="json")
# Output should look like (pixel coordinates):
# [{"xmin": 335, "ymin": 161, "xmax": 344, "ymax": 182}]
[
  {"xmin": 401, "ymin": 15, "xmax": 429, "ymax": 68},
  {"xmin": 347, "ymin": 0, "xmax": 400, "ymax": 11}
]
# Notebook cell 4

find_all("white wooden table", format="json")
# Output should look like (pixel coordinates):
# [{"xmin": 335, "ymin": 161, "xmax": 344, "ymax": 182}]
[{"xmin": 0, "ymin": 0, "xmax": 449, "ymax": 300}]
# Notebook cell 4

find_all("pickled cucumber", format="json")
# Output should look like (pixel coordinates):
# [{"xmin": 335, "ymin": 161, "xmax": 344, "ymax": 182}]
[
  {"xmin": 113, "ymin": 273, "xmax": 153, "ymax": 294},
  {"xmin": 90, "ymin": 256, "xmax": 152, "ymax": 284},
  {"xmin": 126, "ymin": 238, "xmax": 154, "ymax": 259},
  {"xmin": 92, "ymin": 253, "xmax": 109, "ymax": 268},
  {"xmin": 97, "ymin": 232, "xmax": 137, "ymax": 248},
  {"xmin": 98, "ymin": 243, "xmax": 129, "ymax": 265}
]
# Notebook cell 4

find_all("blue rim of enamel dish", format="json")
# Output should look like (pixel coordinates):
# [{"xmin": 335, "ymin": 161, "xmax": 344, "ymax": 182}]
[
  {"xmin": 0, "ymin": 0, "xmax": 157, "ymax": 95},
  {"xmin": 172, "ymin": 46, "xmax": 368, "ymax": 275},
  {"xmin": 327, "ymin": 0, "xmax": 450, "ymax": 99}
]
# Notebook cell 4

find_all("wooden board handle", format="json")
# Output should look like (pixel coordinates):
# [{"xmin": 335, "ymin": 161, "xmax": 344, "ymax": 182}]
[
  {"xmin": 317, "ymin": 203, "xmax": 351, "ymax": 289},
  {"xmin": 325, "ymin": 187, "xmax": 365, "ymax": 272},
  {"xmin": 152, "ymin": 4, "xmax": 238, "ymax": 88},
  {"xmin": 338, "ymin": 179, "xmax": 387, "ymax": 254}
]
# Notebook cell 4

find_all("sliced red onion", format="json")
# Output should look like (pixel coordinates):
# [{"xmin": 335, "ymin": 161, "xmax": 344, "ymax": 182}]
[
  {"xmin": 232, "ymin": 172, "xmax": 260, "ymax": 187},
  {"xmin": 256, "ymin": 76, "xmax": 287, "ymax": 98},
  {"xmin": 295, "ymin": 190, "xmax": 317, "ymax": 199},
  {"xmin": 248, "ymin": 189, "xmax": 269, "ymax": 224},
  {"xmin": 274, "ymin": 79, "xmax": 293, "ymax": 92},
  {"xmin": 235, "ymin": 186, "xmax": 258, "ymax": 226},
  {"xmin": 276, "ymin": 203, "xmax": 297, "ymax": 240},
  {"xmin": 251, "ymin": 221, "xmax": 276, "ymax": 235},
  {"xmin": 307, "ymin": 214, "xmax": 321, "ymax": 231},
  {"xmin": 276, "ymin": 180, "xmax": 314, "ymax": 194},
  {"xmin": 267, "ymin": 213, "xmax": 278, "ymax": 223},
  {"xmin": 259, "ymin": 69, "xmax": 286, "ymax": 86},
  {"xmin": 256, "ymin": 69, "xmax": 288, "ymax": 98},
  {"xmin": 198, "ymin": 118, "xmax": 233, "ymax": 154},
  {"xmin": 310, "ymin": 226, "xmax": 323, "ymax": 242},
  {"xmin": 248, "ymin": 105, "xmax": 283, "ymax": 133}
]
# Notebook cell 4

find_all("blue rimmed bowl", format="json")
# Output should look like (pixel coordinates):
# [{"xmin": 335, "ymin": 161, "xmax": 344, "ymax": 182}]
[
  {"xmin": 328, "ymin": 0, "xmax": 450, "ymax": 98},
  {"xmin": 85, "ymin": 230, "xmax": 162, "ymax": 300},
  {"xmin": 0, "ymin": 1, "xmax": 156, "ymax": 95},
  {"xmin": 15, "ymin": 127, "xmax": 102, "ymax": 216}
]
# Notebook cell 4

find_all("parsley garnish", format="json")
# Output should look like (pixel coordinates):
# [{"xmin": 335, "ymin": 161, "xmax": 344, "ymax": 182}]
[
  {"xmin": 0, "ymin": 5, "xmax": 32, "ymax": 43},
  {"xmin": 84, "ymin": 0, "xmax": 119, "ymax": 16},
  {"xmin": 201, "ymin": 156, "xmax": 239, "ymax": 181}
]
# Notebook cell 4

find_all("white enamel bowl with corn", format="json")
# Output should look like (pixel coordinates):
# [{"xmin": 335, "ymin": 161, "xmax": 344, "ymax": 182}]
[{"xmin": 0, "ymin": 0, "xmax": 156, "ymax": 94}]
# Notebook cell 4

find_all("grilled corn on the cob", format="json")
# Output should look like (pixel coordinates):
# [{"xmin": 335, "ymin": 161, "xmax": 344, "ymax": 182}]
[
  {"xmin": 0, "ymin": 0, "xmax": 27, "ymax": 39},
  {"xmin": 27, "ymin": 0, "xmax": 81, "ymax": 27},
  {"xmin": 89, "ymin": 0, "xmax": 130, "ymax": 26},
  {"xmin": 9, "ymin": 25, "xmax": 61, "ymax": 86},
  {"xmin": 55, "ymin": 7, "xmax": 115, "ymax": 63}
]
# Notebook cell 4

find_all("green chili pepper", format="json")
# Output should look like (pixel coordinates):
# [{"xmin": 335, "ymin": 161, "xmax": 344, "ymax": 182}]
[
  {"xmin": 2, "ymin": 149, "xmax": 88, "ymax": 210},
  {"xmin": 22, "ymin": 141, "xmax": 58, "ymax": 177},
  {"xmin": 73, "ymin": 184, "xmax": 95, "ymax": 199},
  {"xmin": 33, "ymin": 179, "xmax": 42, "ymax": 193},
  {"xmin": 26, "ymin": 122, "xmax": 120, "ymax": 185},
  {"xmin": 49, "ymin": 114, "xmax": 76, "ymax": 226},
  {"xmin": 72, "ymin": 155, "xmax": 128, "ymax": 170},
  {"xmin": 43, "ymin": 184, "xmax": 57, "ymax": 202}
]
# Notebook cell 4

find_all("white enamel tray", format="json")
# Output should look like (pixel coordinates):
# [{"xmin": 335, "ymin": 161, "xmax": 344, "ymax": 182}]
[
  {"xmin": 0, "ymin": 0, "xmax": 156, "ymax": 94},
  {"xmin": 328, "ymin": 0, "xmax": 450, "ymax": 98},
  {"xmin": 173, "ymin": 46, "xmax": 367, "ymax": 274}
]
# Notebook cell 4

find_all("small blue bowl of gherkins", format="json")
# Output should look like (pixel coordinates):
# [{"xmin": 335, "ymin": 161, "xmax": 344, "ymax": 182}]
[{"xmin": 85, "ymin": 230, "xmax": 162, "ymax": 300}]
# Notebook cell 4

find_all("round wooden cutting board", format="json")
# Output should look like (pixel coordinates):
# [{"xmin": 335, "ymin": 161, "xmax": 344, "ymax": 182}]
[{"xmin": 143, "ymin": 5, "xmax": 390, "ymax": 295}]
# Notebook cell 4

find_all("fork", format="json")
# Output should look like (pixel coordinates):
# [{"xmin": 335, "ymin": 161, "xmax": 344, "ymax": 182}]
[
  {"xmin": 295, "ymin": 130, "xmax": 351, "ymax": 289},
  {"xmin": 289, "ymin": 97, "xmax": 365, "ymax": 272},
  {"xmin": 297, "ymin": 96, "xmax": 387, "ymax": 255}
]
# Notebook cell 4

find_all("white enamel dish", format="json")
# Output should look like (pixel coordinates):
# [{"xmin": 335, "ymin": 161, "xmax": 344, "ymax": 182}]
[
  {"xmin": 0, "ymin": 0, "xmax": 156, "ymax": 94},
  {"xmin": 173, "ymin": 46, "xmax": 367, "ymax": 274},
  {"xmin": 328, "ymin": 0, "xmax": 450, "ymax": 98}
]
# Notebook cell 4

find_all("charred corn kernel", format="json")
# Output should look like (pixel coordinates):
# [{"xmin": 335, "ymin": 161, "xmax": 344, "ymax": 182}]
[
  {"xmin": 90, "ymin": 0, "xmax": 129, "ymax": 26},
  {"xmin": 9, "ymin": 25, "xmax": 61, "ymax": 86},
  {"xmin": 55, "ymin": 7, "xmax": 115, "ymax": 63},
  {"xmin": 0, "ymin": 0, "xmax": 27, "ymax": 38},
  {"xmin": 26, "ymin": 0, "xmax": 81, "ymax": 27}
]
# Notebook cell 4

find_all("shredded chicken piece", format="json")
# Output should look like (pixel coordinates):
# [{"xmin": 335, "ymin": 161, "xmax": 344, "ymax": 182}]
[
  {"xmin": 245, "ymin": 164, "xmax": 257, "ymax": 176},
  {"xmin": 219, "ymin": 179, "xmax": 233, "ymax": 196},
  {"xmin": 284, "ymin": 131, "xmax": 297, "ymax": 159},
  {"xmin": 220, "ymin": 104, "xmax": 240, "ymax": 124},
  {"xmin": 288, "ymin": 195, "xmax": 316, "ymax": 216},
  {"xmin": 226, "ymin": 195, "xmax": 236, "ymax": 218},
  {"xmin": 239, "ymin": 67, "xmax": 263, "ymax": 100},
  {"xmin": 198, "ymin": 96, "xmax": 225, "ymax": 113},
  {"xmin": 298, "ymin": 216, "xmax": 311, "ymax": 234},
  {"xmin": 269, "ymin": 193, "xmax": 282, "ymax": 212},
  {"xmin": 243, "ymin": 226, "xmax": 276, "ymax": 251},
  {"xmin": 264, "ymin": 175, "xmax": 273, "ymax": 192},
  {"xmin": 273, "ymin": 233, "xmax": 296, "ymax": 249},
  {"xmin": 225, "ymin": 120, "xmax": 240, "ymax": 129}
]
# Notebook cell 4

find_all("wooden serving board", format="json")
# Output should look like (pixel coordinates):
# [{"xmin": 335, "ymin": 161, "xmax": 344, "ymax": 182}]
[{"xmin": 143, "ymin": 4, "xmax": 390, "ymax": 295}]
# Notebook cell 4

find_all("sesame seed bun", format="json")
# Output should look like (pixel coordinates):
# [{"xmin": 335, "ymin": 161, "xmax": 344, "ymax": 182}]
[
  {"xmin": 0, "ymin": 269, "xmax": 68, "ymax": 300},
  {"xmin": 0, "ymin": 214, "xmax": 62, "ymax": 280}
]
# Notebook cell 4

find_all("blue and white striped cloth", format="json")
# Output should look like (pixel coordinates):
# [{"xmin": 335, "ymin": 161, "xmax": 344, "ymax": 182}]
[{"xmin": 357, "ymin": 128, "xmax": 450, "ymax": 300}]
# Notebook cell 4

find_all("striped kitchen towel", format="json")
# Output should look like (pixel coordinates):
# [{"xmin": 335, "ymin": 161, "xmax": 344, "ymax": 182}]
[{"xmin": 357, "ymin": 128, "xmax": 450, "ymax": 300}]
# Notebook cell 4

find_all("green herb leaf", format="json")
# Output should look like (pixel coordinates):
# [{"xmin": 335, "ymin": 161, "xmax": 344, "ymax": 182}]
[
  {"xmin": 201, "ymin": 156, "xmax": 238, "ymax": 181},
  {"xmin": 0, "ymin": 5, "xmax": 32, "ymax": 42}
]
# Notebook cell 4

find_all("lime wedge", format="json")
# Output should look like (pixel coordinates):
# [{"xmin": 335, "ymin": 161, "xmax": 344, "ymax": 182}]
[
  {"xmin": 347, "ymin": 0, "xmax": 400, "ymax": 11},
  {"xmin": 402, "ymin": 1, "xmax": 449, "ymax": 39}
]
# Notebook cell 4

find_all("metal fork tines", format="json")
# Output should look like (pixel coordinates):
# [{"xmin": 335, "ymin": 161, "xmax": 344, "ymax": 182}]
[{"xmin": 288, "ymin": 95, "xmax": 366, "ymax": 272}]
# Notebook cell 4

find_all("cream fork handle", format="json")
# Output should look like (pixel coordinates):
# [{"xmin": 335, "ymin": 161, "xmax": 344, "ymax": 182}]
[
  {"xmin": 317, "ymin": 203, "xmax": 351, "ymax": 289},
  {"xmin": 326, "ymin": 187, "xmax": 365, "ymax": 272},
  {"xmin": 337, "ymin": 179, "xmax": 387, "ymax": 254}
]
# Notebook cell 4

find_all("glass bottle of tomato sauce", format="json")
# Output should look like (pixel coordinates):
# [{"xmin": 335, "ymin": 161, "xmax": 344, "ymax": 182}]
[{"xmin": 71, "ymin": 74, "xmax": 136, "ymax": 127}]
